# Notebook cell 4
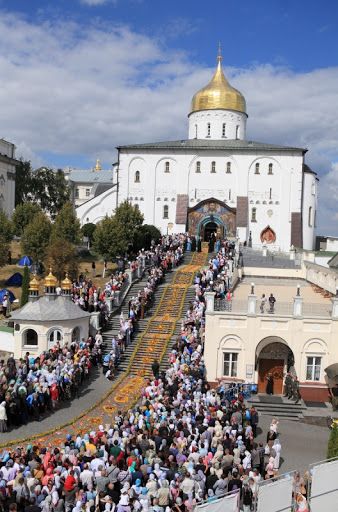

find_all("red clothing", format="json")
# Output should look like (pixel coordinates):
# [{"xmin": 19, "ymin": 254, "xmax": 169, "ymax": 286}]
[{"xmin": 64, "ymin": 475, "xmax": 76, "ymax": 491}]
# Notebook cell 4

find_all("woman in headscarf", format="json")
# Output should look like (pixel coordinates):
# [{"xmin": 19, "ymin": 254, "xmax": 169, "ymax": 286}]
[
  {"xmin": 265, "ymin": 457, "xmax": 275, "ymax": 479},
  {"xmin": 0, "ymin": 402, "xmax": 7, "ymax": 432}
]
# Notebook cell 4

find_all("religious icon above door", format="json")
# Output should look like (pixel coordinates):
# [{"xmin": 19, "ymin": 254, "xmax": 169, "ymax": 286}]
[{"xmin": 260, "ymin": 225, "xmax": 276, "ymax": 244}]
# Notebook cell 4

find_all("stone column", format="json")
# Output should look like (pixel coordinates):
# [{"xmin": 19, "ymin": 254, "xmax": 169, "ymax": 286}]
[
  {"xmin": 247, "ymin": 294, "xmax": 257, "ymax": 315},
  {"xmin": 205, "ymin": 292, "xmax": 215, "ymax": 313}
]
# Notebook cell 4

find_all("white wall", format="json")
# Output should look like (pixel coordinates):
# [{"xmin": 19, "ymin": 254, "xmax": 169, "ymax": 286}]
[
  {"xmin": 119, "ymin": 147, "xmax": 305, "ymax": 250},
  {"xmin": 188, "ymin": 109, "xmax": 247, "ymax": 140},
  {"xmin": 76, "ymin": 186, "xmax": 117, "ymax": 226},
  {"xmin": 302, "ymin": 172, "xmax": 317, "ymax": 250}
]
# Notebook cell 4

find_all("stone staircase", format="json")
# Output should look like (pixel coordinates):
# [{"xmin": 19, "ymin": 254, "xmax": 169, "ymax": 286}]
[
  {"xmin": 102, "ymin": 254, "xmax": 196, "ymax": 378},
  {"xmin": 247, "ymin": 395, "xmax": 307, "ymax": 421}
]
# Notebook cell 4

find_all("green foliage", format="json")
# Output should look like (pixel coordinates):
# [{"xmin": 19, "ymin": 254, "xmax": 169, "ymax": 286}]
[
  {"xmin": 114, "ymin": 200, "xmax": 144, "ymax": 246},
  {"xmin": 52, "ymin": 202, "xmax": 81, "ymax": 244},
  {"xmin": 20, "ymin": 266, "xmax": 30, "ymax": 307},
  {"xmin": 12, "ymin": 203, "xmax": 42, "ymax": 236},
  {"xmin": 46, "ymin": 237, "xmax": 78, "ymax": 281},
  {"xmin": 81, "ymin": 223, "xmax": 96, "ymax": 242},
  {"xmin": 32, "ymin": 168, "xmax": 70, "ymax": 219},
  {"xmin": 327, "ymin": 425, "xmax": 338, "ymax": 459},
  {"xmin": 0, "ymin": 211, "xmax": 13, "ymax": 243},
  {"xmin": 0, "ymin": 240, "xmax": 9, "ymax": 268},
  {"xmin": 14, "ymin": 160, "xmax": 70, "ymax": 219},
  {"xmin": 21, "ymin": 212, "xmax": 52, "ymax": 262},
  {"xmin": 133, "ymin": 224, "xmax": 161, "ymax": 252},
  {"xmin": 93, "ymin": 202, "xmax": 144, "ymax": 261},
  {"xmin": 15, "ymin": 160, "xmax": 33, "ymax": 206}
]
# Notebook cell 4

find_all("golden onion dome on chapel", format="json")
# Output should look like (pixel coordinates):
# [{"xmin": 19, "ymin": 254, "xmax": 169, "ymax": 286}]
[
  {"xmin": 95, "ymin": 158, "xmax": 102, "ymax": 171},
  {"xmin": 29, "ymin": 275, "xmax": 40, "ymax": 292},
  {"xmin": 44, "ymin": 268, "xmax": 58, "ymax": 288},
  {"xmin": 61, "ymin": 272, "xmax": 72, "ymax": 290},
  {"xmin": 190, "ymin": 50, "xmax": 246, "ymax": 115}
]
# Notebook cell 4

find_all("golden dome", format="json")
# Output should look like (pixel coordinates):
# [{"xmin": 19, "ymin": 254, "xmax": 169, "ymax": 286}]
[
  {"xmin": 190, "ymin": 54, "xmax": 246, "ymax": 115},
  {"xmin": 29, "ymin": 275, "xmax": 40, "ymax": 292},
  {"xmin": 95, "ymin": 158, "xmax": 102, "ymax": 171},
  {"xmin": 44, "ymin": 268, "xmax": 57, "ymax": 288},
  {"xmin": 61, "ymin": 272, "xmax": 72, "ymax": 291}
]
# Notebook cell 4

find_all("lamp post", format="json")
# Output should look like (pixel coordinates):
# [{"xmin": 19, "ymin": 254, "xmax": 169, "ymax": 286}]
[{"xmin": 251, "ymin": 282, "xmax": 255, "ymax": 295}]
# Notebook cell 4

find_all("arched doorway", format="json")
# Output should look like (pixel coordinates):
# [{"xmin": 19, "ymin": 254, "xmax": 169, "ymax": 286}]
[
  {"xmin": 256, "ymin": 337, "xmax": 294, "ymax": 394},
  {"xmin": 203, "ymin": 221, "xmax": 218, "ymax": 242}
]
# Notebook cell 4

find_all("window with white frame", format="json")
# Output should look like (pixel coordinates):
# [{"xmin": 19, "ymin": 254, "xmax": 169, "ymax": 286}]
[
  {"xmin": 196, "ymin": 161, "xmax": 201, "ymax": 173},
  {"xmin": 134, "ymin": 170, "xmax": 140, "ymax": 183},
  {"xmin": 85, "ymin": 188, "xmax": 91, "ymax": 197},
  {"xmin": 236, "ymin": 125, "xmax": 240, "ymax": 139},
  {"xmin": 306, "ymin": 356, "xmax": 321, "ymax": 381},
  {"xmin": 223, "ymin": 352, "xmax": 238, "ymax": 377},
  {"xmin": 163, "ymin": 205, "xmax": 169, "ymax": 219},
  {"xmin": 268, "ymin": 163, "xmax": 273, "ymax": 175},
  {"xmin": 75, "ymin": 188, "xmax": 79, "ymax": 199},
  {"xmin": 211, "ymin": 161, "xmax": 216, "ymax": 173},
  {"xmin": 49, "ymin": 329, "xmax": 62, "ymax": 347},
  {"xmin": 165, "ymin": 161, "xmax": 170, "ymax": 173},
  {"xmin": 226, "ymin": 161, "xmax": 231, "ymax": 174},
  {"xmin": 207, "ymin": 123, "xmax": 211, "ymax": 137},
  {"xmin": 255, "ymin": 163, "xmax": 260, "ymax": 174},
  {"xmin": 251, "ymin": 207, "xmax": 257, "ymax": 222}
]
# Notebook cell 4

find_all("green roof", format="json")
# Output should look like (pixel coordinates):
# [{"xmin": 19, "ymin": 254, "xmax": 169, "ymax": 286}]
[{"xmin": 117, "ymin": 139, "xmax": 306, "ymax": 152}]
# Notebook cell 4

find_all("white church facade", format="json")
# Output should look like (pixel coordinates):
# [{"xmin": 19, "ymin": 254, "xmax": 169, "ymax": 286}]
[{"xmin": 79, "ymin": 53, "xmax": 318, "ymax": 251}]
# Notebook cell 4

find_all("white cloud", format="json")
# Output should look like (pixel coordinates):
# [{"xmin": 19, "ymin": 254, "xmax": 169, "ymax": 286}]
[
  {"xmin": 80, "ymin": 0, "xmax": 115, "ymax": 5},
  {"xmin": 0, "ymin": 11, "xmax": 338, "ymax": 233}
]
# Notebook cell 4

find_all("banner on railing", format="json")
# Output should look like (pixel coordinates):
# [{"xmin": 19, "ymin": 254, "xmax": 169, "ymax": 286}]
[
  {"xmin": 196, "ymin": 491, "xmax": 239, "ymax": 512},
  {"xmin": 309, "ymin": 457, "xmax": 338, "ymax": 512},
  {"xmin": 255, "ymin": 472, "xmax": 294, "ymax": 512}
]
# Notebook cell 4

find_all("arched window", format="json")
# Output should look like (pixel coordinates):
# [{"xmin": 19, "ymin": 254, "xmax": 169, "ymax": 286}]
[
  {"xmin": 207, "ymin": 123, "xmax": 211, "ymax": 137},
  {"xmin": 222, "ymin": 123, "xmax": 226, "ymax": 137},
  {"xmin": 163, "ymin": 205, "xmax": 169, "ymax": 219},
  {"xmin": 72, "ymin": 326, "xmax": 81, "ymax": 342},
  {"xmin": 196, "ymin": 161, "xmax": 201, "ymax": 173},
  {"xmin": 134, "ymin": 170, "xmax": 140, "ymax": 183},
  {"xmin": 229, "ymin": 189, "xmax": 232, "ymax": 201},
  {"xmin": 226, "ymin": 162, "xmax": 231, "ymax": 174},
  {"xmin": 165, "ymin": 161, "xmax": 170, "ymax": 173},
  {"xmin": 269, "ymin": 188, "xmax": 272, "ymax": 200},
  {"xmin": 24, "ymin": 329, "xmax": 38, "ymax": 346},
  {"xmin": 268, "ymin": 163, "xmax": 273, "ymax": 175},
  {"xmin": 48, "ymin": 329, "xmax": 62, "ymax": 348},
  {"xmin": 195, "ymin": 124, "xmax": 198, "ymax": 138},
  {"xmin": 236, "ymin": 125, "xmax": 240, "ymax": 139},
  {"xmin": 255, "ymin": 163, "xmax": 260, "ymax": 174},
  {"xmin": 211, "ymin": 161, "xmax": 216, "ymax": 173},
  {"xmin": 251, "ymin": 207, "xmax": 257, "ymax": 222},
  {"xmin": 308, "ymin": 206, "xmax": 312, "ymax": 227}
]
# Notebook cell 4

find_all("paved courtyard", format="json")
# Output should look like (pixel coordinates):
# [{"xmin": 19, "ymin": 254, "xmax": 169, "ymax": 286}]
[{"xmin": 256, "ymin": 414, "xmax": 329, "ymax": 473}]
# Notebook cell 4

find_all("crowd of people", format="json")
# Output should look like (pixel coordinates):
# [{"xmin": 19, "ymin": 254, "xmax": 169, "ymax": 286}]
[
  {"xmin": 0, "ymin": 237, "xmax": 310, "ymax": 512},
  {"xmin": 0, "ymin": 339, "xmax": 97, "ymax": 431}
]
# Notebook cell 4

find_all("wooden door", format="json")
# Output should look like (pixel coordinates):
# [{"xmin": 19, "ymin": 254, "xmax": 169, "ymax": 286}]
[{"xmin": 258, "ymin": 359, "xmax": 284, "ymax": 394}]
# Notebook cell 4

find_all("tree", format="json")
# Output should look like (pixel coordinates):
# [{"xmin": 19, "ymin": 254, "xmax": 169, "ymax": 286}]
[
  {"xmin": 32, "ymin": 168, "xmax": 70, "ymax": 219},
  {"xmin": 12, "ymin": 203, "xmax": 42, "ymax": 236},
  {"xmin": 81, "ymin": 223, "xmax": 96, "ymax": 248},
  {"xmin": 46, "ymin": 238, "xmax": 78, "ymax": 281},
  {"xmin": 15, "ymin": 160, "xmax": 33, "ymax": 206},
  {"xmin": 0, "ymin": 239, "xmax": 9, "ymax": 268},
  {"xmin": 52, "ymin": 202, "xmax": 81, "ymax": 244},
  {"xmin": 114, "ymin": 201, "xmax": 144, "ymax": 246},
  {"xmin": 21, "ymin": 212, "xmax": 52, "ymax": 262},
  {"xmin": 93, "ymin": 216, "xmax": 128, "ymax": 261},
  {"xmin": 133, "ymin": 224, "xmax": 161, "ymax": 252},
  {"xmin": 20, "ymin": 266, "xmax": 30, "ymax": 307},
  {"xmin": 0, "ymin": 211, "xmax": 13, "ymax": 243},
  {"xmin": 14, "ymin": 160, "xmax": 70, "ymax": 219}
]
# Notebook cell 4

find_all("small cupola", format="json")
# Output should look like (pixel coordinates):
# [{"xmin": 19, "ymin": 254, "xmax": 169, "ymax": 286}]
[
  {"xmin": 28, "ymin": 275, "xmax": 40, "ymax": 302},
  {"xmin": 61, "ymin": 272, "xmax": 72, "ymax": 298},
  {"xmin": 44, "ymin": 268, "xmax": 58, "ymax": 299}
]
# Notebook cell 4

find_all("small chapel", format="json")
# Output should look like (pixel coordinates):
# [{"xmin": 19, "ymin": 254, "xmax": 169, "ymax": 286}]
[{"xmin": 116, "ymin": 51, "xmax": 318, "ymax": 251}]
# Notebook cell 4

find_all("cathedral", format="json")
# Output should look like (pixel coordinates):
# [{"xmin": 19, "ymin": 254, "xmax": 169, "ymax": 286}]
[{"xmin": 81, "ymin": 52, "xmax": 318, "ymax": 251}]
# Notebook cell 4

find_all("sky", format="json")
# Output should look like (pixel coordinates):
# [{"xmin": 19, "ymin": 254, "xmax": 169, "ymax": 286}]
[{"xmin": 1, "ymin": 0, "xmax": 338, "ymax": 234}]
